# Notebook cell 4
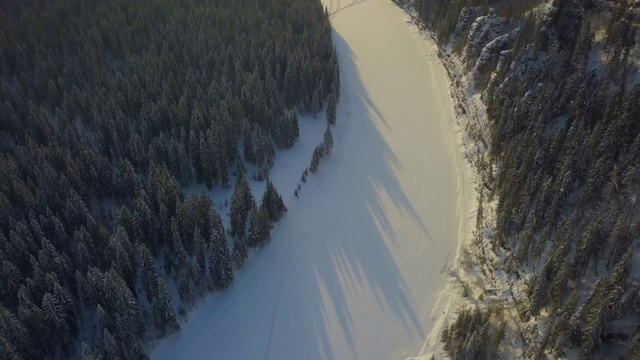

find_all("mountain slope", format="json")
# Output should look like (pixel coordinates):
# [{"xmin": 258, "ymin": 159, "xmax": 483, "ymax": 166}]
[{"xmin": 400, "ymin": 0, "xmax": 640, "ymax": 358}]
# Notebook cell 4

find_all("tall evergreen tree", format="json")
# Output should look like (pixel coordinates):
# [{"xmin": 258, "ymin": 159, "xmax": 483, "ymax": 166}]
[
  {"xmin": 233, "ymin": 236, "xmax": 248, "ymax": 269},
  {"xmin": 323, "ymin": 124, "xmax": 334, "ymax": 155},
  {"xmin": 230, "ymin": 174, "xmax": 255, "ymax": 239},
  {"xmin": 261, "ymin": 179, "xmax": 287, "ymax": 222},
  {"xmin": 327, "ymin": 91, "xmax": 338, "ymax": 125},
  {"xmin": 208, "ymin": 208, "xmax": 234, "ymax": 290},
  {"xmin": 247, "ymin": 205, "xmax": 272, "ymax": 247},
  {"xmin": 193, "ymin": 226, "xmax": 207, "ymax": 286},
  {"xmin": 310, "ymin": 146, "xmax": 323, "ymax": 173},
  {"xmin": 150, "ymin": 279, "xmax": 179, "ymax": 336}
]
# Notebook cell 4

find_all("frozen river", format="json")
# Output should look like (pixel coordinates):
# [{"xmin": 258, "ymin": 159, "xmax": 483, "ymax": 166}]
[{"xmin": 152, "ymin": 0, "xmax": 464, "ymax": 358}]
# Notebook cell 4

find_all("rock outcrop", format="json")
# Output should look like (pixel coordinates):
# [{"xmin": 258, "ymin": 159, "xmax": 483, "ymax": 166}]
[
  {"xmin": 454, "ymin": 7, "xmax": 482, "ymax": 39},
  {"xmin": 473, "ymin": 28, "xmax": 519, "ymax": 76},
  {"xmin": 466, "ymin": 8, "xmax": 506, "ymax": 59}
]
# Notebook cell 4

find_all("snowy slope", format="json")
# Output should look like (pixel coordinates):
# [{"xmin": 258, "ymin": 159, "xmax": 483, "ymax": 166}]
[{"xmin": 151, "ymin": 1, "xmax": 468, "ymax": 359}]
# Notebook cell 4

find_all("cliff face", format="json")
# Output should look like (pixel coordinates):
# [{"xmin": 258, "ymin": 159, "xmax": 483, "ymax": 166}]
[
  {"xmin": 404, "ymin": 0, "xmax": 640, "ymax": 358},
  {"xmin": 466, "ymin": 9, "xmax": 506, "ymax": 59}
]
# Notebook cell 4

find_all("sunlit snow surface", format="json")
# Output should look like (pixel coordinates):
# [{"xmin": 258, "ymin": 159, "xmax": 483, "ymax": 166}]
[{"xmin": 152, "ymin": 0, "xmax": 466, "ymax": 358}]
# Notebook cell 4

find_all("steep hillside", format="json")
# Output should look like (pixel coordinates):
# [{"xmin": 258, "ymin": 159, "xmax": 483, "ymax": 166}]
[{"xmin": 401, "ymin": 0, "xmax": 640, "ymax": 358}]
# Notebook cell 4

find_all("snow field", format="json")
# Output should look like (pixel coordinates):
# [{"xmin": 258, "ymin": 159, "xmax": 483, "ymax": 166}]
[{"xmin": 152, "ymin": 1, "xmax": 471, "ymax": 359}]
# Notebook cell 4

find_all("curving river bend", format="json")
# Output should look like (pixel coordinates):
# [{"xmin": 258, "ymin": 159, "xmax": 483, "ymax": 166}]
[{"xmin": 153, "ymin": 1, "xmax": 462, "ymax": 359}]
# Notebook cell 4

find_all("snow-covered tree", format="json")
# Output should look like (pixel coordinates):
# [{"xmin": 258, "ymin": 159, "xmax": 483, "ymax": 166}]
[
  {"xmin": 247, "ymin": 205, "xmax": 272, "ymax": 247},
  {"xmin": 261, "ymin": 179, "xmax": 287, "ymax": 222},
  {"xmin": 208, "ymin": 209, "xmax": 234, "ymax": 290}
]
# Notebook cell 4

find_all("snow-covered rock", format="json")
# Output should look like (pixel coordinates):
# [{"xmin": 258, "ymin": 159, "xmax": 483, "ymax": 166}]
[
  {"xmin": 495, "ymin": 49, "xmax": 515, "ymax": 75},
  {"xmin": 542, "ymin": 0, "xmax": 585, "ymax": 32},
  {"xmin": 454, "ymin": 7, "xmax": 482, "ymax": 39},
  {"xmin": 473, "ymin": 28, "xmax": 520, "ymax": 75},
  {"xmin": 466, "ymin": 9, "xmax": 506, "ymax": 59}
]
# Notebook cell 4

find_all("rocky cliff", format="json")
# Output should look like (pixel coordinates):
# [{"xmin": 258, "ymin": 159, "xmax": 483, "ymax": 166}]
[{"xmin": 401, "ymin": 0, "xmax": 640, "ymax": 358}]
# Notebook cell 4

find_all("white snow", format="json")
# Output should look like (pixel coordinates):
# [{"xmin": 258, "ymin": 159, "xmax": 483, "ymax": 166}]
[{"xmin": 151, "ymin": 0, "xmax": 472, "ymax": 359}]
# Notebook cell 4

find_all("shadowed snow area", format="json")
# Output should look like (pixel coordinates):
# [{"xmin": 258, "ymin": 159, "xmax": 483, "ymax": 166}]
[{"xmin": 152, "ymin": 0, "xmax": 461, "ymax": 359}]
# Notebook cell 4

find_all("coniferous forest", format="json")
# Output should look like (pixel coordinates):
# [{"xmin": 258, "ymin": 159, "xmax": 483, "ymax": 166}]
[
  {"xmin": 0, "ymin": 0, "xmax": 339, "ymax": 358},
  {"xmin": 407, "ymin": 0, "xmax": 640, "ymax": 358}
]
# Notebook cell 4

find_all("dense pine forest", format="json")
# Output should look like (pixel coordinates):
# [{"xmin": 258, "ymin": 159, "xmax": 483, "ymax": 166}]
[
  {"xmin": 405, "ymin": 0, "xmax": 640, "ymax": 358},
  {"xmin": 0, "ymin": 0, "xmax": 338, "ymax": 358}
]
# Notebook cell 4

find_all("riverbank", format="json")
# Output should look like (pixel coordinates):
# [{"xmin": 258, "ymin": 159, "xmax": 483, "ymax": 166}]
[
  {"xmin": 153, "ymin": 0, "xmax": 465, "ymax": 358},
  {"xmin": 393, "ymin": 3, "xmax": 497, "ymax": 359}
]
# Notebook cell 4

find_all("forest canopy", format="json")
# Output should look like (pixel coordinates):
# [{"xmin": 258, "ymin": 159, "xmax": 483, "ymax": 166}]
[{"xmin": 0, "ymin": 0, "xmax": 338, "ymax": 358}]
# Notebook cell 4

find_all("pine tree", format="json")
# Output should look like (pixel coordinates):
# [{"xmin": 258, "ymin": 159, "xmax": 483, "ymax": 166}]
[
  {"xmin": 243, "ymin": 124, "xmax": 255, "ymax": 163},
  {"xmin": 42, "ymin": 292, "xmax": 71, "ymax": 352},
  {"xmin": 178, "ymin": 264, "xmax": 197, "ymax": 304},
  {"xmin": 0, "ymin": 305, "xmax": 33, "ymax": 357},
  {"xmin": 310, "ymin": 146, "xmax": 323, "ymax": 173},
  {"xmin": 219, "ymin": 151, "xmax": 230, "ymax": 187},
  {"xmin": 102, "ymin": 329, "xmax": 123, "ymax": 360},
  {"xmin": 193, "ymin": 226, "xmax": 207, "ymax": 284},
  {"xmin": 254, "ymin": 126, "xmax": 275, "ymax": 180},
  {"xmin": 81, "ymin": 343, "xmax": 99, "ymax": 360},
  {"xmin": 284, "ymin": 56, "xmax": 299, "ymax": 107},
  {"xmin": 0, "ymin": 336, "xmax": 20, "ymax": 360},
  {"xmin": 572, "ymin": 250, "xmax": 633, "ymax": 357},
  {"xmin": 233, "ymin": 236, "xmax": 248, "ymax": 269},
  {"xmin": 288, "ymin": 111, "xmax": 300, "ymax": 146},
  {"xmin": 208, "ymin": 209, "xmax": 234, "ymax": 290},
  {"xmin": 138, "ymin": 243, "xmax": 159, "ymax": 302},
  {"xmin": 247, "ymin": 205, "xmax": 272, "ymax": 247},
  {"xmin": 327, "ymin": 91, "xmax": 337, "ymax": 125},
  {"xmin": 323, "ymin": 124, "xmax": 334, "ymax": 155},
  {"xmin": 262, "ymin": 179, "xmax": 287, "ymax": 222},
  {"xmin": 151, "ymin": 279, "xmax": 179, "ymax": 336},
  {"xmin": 168, "ymin": 218, "xmax": 187, "ymax": 278},
  {"xmin": 311, "ymin": 88, "xmax": 321, "ymax": 115},
  {"xmin": 0, "ymin": 261, "xmax": 23, "ymax": 307},
  {"xmin": 230, "ymin": 173, "xmax": 254, "ymax": 239}
]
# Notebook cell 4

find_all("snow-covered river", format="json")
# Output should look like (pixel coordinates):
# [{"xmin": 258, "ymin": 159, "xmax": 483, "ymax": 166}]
[{"xmin": 152, "ymin": 0, "xmax": 464, "ymax": 358}]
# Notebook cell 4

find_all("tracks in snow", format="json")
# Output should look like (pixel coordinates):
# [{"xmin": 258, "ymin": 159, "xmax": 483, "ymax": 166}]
[{"xmin": 328, "ymin": 0, "xmax": 372, "ymax": 21}]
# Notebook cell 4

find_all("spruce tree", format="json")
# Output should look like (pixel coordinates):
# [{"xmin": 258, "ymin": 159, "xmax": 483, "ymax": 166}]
[
  {"xmin": 178, "ymin": 265, "xmax": 197, "ymax": 304},
  {"xmin": 262, "ymin": 179, "xmax": 287, "ymax": 222},
  {"xmin": 289, "ymin": 111, "xmax": 300, "ymax": 145},
  {"xmin": 151, "ymin": 279, "xmax": 179, "ymax": 335},
  {"xmin": 168, "ymin": 218, "xmax": 187, "ymax": 278},
  {"xmin": 193, "ymin": 226, "xmax": 207, "ymax": 284},
  {"xmin": 230, "ymin": 173, "xmax": 254, "ymax": 239},
  {"xmin": 247, "ymin": 205, "xmax": 272, "ymax": 247},
  {"xmin": 233, "ymin": 236, "xmax": 248, "ymax": 269},
  {"xmin": 138, "ymin": 243, "xmax": 159, "ymax": 302},
  {"xmin": 323, "ymin": 124, "xmax": 334, "ymax": 155},
  {"xmin": 310, "ymin": 146, "xmax": 323, "ymax": 173},
  {"xmin": 311, "ymin": 88, "xmax": 321, "ymax": 115},
  {"xmin": 327, "ymin": 91, "xmax": 337, "ymax": 125},
  {"xmin": 208, "ymin": 209, "xmax": 234, "ymax": 290},
  {"xmin": 243, "ymin": 125, "xmax": 255, "ymax": 163}
]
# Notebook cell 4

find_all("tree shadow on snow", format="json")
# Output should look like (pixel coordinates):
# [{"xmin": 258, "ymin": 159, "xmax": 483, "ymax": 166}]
[
  {"xmin": 266, "ymin": 31, "xmax": 447, "ymax": 360},
  {"xmin": 151, "ymin": 27, "xmax": 455, "ymax": 360}
]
